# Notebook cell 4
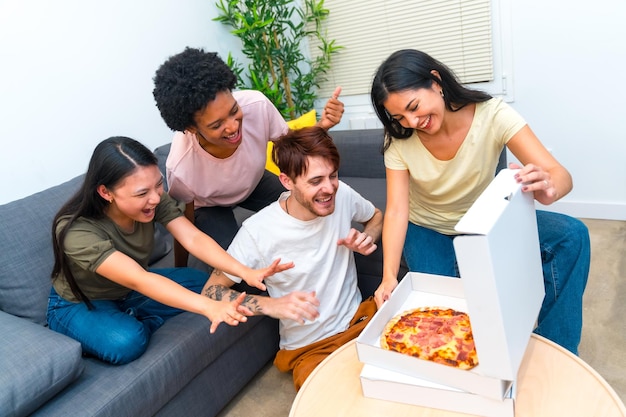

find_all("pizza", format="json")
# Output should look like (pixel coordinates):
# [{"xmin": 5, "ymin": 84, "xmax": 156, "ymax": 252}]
[{"xmin": 380, "ymin": 307, "xmax": 478, "ymax": 370}]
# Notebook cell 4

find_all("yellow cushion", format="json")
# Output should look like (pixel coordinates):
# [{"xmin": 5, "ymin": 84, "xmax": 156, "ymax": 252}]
[
  {"xmin": 286, "ymin": 109, "xmax": 317, "ymax": 129},
  {"xmin": 266, "ymin": 110, "xmax": 317, "ymax": 175}
]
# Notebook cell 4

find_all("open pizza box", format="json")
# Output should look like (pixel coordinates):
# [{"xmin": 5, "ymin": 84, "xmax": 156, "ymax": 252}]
[{"xmin": 356, "ymin": 169, "xmax": 545, "ymax": 406}]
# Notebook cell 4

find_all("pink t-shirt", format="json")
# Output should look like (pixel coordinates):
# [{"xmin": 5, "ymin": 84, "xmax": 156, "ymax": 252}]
[{"xmin": 165, "ymin": 90, "xmax": 289, "ymax": 208}]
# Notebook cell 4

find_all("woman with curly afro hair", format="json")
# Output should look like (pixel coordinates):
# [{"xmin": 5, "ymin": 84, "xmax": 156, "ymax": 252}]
[{"xmin": 153, "ymin": 47, "xmax": 344, "ymax": 271}]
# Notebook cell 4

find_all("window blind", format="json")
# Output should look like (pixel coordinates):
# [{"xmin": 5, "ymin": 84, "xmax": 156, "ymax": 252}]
[{"xmin": 307, "ymin": 0, "xmax": 493, "ymax": 97}]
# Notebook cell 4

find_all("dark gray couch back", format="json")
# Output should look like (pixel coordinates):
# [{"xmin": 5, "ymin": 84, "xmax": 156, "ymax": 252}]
[
  {"xmin": 0, "ymin": 176, "xmax": 83, "ymax": 325},
  {"xmin": 330, "ymin": 129, "xmax": 386, "ymax": 179}
]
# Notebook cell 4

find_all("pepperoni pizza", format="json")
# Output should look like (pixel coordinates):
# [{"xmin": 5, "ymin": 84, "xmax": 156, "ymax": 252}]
[{"xmin": 380, "ymin": 307, "xmax": 478, "ymax": 370}]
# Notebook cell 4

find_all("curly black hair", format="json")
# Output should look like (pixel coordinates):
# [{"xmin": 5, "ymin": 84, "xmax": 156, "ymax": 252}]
[{"xmin": 152, "ymin": 47, "xmax": 237, "ymax": 132}]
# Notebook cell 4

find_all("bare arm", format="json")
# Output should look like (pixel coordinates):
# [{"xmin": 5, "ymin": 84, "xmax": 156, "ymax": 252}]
[
  {"xmin": 173, "ymin": 202, "xmax": 194, "ymax": 267},
  {"xmin": 202, "ymin": 269, "xmax": 265, "ymax": 315},
  {"xmin": 362, "ymin": 207, "xmax": 383, "ymax": 242},
  {"xmin": 166, "ymin": 216, "xmax": 294, "ymax": 291},
  {"xmin": 202, "ymin": 269, "xmax": 320, "ymax": 324},
  {"xmin": 506, "ymin": 125, "xmax": 572, "ymax": 205},
  {"xmin": 375, "ymin": 168, "xmax": 410, "ymax": 307},
  {"xmin": 96, "ymin": 251, "xmax": 251, "ymax": 333}
]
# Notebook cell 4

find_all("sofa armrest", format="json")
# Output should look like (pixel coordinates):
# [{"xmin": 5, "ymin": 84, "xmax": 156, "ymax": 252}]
[{"xmin": 0, "ymin": 311, "xmax": 84, "ymax": 417}]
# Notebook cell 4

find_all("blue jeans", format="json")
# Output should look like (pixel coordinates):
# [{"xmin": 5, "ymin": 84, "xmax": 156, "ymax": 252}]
[
  {"xmin": 403, "ymin": 210, "xmax": 590, "ymax": 355},
  {"xmin": 47, "ymin": 268, "xmax": 207, "ymax": 364}
]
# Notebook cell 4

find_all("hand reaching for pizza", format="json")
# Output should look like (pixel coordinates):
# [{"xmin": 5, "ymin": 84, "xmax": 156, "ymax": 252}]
[
  {"xmin": 263, "ymin": 290, "xmax": 320, "ymax": 324},
  {"xmin": 337, "ymin": 228, "xmax": 378, "ymax": 256},
  {"xmin": 240, "ymin": 258, "xmax": 295, "ymax": 291}
]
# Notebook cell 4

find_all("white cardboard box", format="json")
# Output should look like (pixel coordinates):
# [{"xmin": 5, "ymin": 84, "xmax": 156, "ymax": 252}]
[
  {"xmin": 360, "ymin": 363, "xmax": 515, "ymax": 417},
  {"xmin": 355, "ymin": 169, "xmax": 545, "ymax": 402}
]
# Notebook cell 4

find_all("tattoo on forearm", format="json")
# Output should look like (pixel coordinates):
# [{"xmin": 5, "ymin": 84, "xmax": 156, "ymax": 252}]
[
  {"xmin": 204, "ymin": 284, "xmax": 227, "ymax": 300},
  {"xmin": 203, "ymin": 284, "xmax": 264, "ymax": 314}
]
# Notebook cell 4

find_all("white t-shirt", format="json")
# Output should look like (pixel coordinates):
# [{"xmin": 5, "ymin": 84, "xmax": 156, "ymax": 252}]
[
  {"xmin": 165, "ymin": 90, "xmax": 289, "ymax": 208},
  {"xmin": 224, "ymin": 181, "xmax": 375, "ymax": 350}
]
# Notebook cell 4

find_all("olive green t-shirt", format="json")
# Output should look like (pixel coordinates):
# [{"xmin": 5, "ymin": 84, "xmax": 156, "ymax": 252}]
[{"xmin": 52, "ymin": 193, "xmax": 184, "ymax": 302}]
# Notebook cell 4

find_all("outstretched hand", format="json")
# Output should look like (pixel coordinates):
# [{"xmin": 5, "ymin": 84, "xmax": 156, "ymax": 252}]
[
  {"xmin": 241, "ymin": 258, "xmax": 295, "ymax": 291},
  {"xmin": 208, "ymin": 292, "xmax": 254, "ymax": 334},
  {"xmin": 263, "ymin": 290, "xmax": 320, "ymax": 324},
  {"xmin": 337, "ymin": 228, "xmax": 377, "ymax": 256},
  {"xmin": 318, "ymin": 86, "xmax": 344, "ymax": 130}
]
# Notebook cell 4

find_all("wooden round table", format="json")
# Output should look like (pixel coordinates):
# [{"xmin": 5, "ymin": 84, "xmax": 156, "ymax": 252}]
[{"xmin": 289, "ymin": 334, "xmax": 626, "ymax": 417}]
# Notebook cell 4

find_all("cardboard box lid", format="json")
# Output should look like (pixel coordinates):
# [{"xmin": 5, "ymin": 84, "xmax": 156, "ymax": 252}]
[{"xmin": 453, "ymin": 169, "xmax": 544, "ymax": 379}]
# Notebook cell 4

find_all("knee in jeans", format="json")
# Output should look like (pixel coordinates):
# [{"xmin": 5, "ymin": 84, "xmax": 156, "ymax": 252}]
[
  {"xmin": 542, "ymin": 212, "xmax": 590, "ymax": 250},
  {"xmin": 562, "ymin": 217, "xmax": 591, "ymax": 252},
  {"xmin": 102, "ymin": 331, "xmax": 150, "ymax": 365}
]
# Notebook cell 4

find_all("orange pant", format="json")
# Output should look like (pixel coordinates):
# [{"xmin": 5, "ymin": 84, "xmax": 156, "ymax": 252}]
[{"xmin": 274, "ymin": 297, "xmax": 377, "ymax": 390}]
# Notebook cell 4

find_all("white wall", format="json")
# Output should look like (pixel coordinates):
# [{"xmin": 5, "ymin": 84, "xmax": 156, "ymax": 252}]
[
  {"xmin": 0, "ymin": 0, "xmax": 245, "ymax": 204},
  {"xmin": 1, "ymin": 0, "xmax": 625, "ymax": 221},
  {"xmin": 507, "ymin": 0, "xmax": 626, "ymax": 220}
]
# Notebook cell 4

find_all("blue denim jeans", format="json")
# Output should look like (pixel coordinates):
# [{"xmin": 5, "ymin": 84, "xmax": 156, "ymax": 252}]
[
  {"xmin": 403, "ymin": 210, "xmax": 590, "ymax": 355},
  {"xmin": 47, "ymin": 268, "xmax": 207, "ymax": 364}
]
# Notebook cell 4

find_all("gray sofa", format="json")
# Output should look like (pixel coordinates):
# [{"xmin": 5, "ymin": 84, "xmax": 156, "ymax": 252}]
[
  {"xmin": 0, "ymin": 128, "xmax": 396, "ymax": 417},
  {"xmin": 0, "ymin": 168, "xmax": 280, "ymax": 417}
]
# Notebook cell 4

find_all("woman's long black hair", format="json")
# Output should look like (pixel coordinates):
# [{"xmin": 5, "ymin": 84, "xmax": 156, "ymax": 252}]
[
  {"xmin": 370, "ymin": 49, "xmax": 492, "ymax": 150},
  {"xmin": 51, "ymin": 137, "xmax": 158, "ymax": 308}
]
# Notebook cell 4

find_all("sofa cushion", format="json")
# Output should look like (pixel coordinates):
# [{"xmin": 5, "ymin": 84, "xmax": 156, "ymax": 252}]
[
  {"xmin": 343, "ymin": 176, "xmax": 387, "ymax": 211},
  {"xmin": 0, "ymin": 311, "xmax": 84, "ymax": 417},
  {"xmin": 0, "ymin": 176, "xmax": 83, "ymax": 325},
  {"xmin": 153, "ymin": 315, "xmax": 279, "ymax": 417},
  {"xmin": 332, "ymin": 129, "xmax": 386, "ymax": 179}
]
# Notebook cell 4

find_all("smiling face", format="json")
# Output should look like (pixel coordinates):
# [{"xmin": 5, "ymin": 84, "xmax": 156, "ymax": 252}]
[
  {"xmin": 188, "ymin": 89, "xmax": 244, "ymax": 158},
  {"xmin": 282, "ymin": 156, "xmax": 339, "ymax": 221},
  {"xmin": 98, "ymin": 165, "xmax": 164, "ymax": 230},
  {"xmin": 383, "ymin": 84, "xmax": 445, "ymax": 134}
]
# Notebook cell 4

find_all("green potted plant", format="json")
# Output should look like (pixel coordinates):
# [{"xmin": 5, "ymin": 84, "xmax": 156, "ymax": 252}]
[{"xmin": 214, "ymin": 0, "xmax": 342, "ymax": 120}]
